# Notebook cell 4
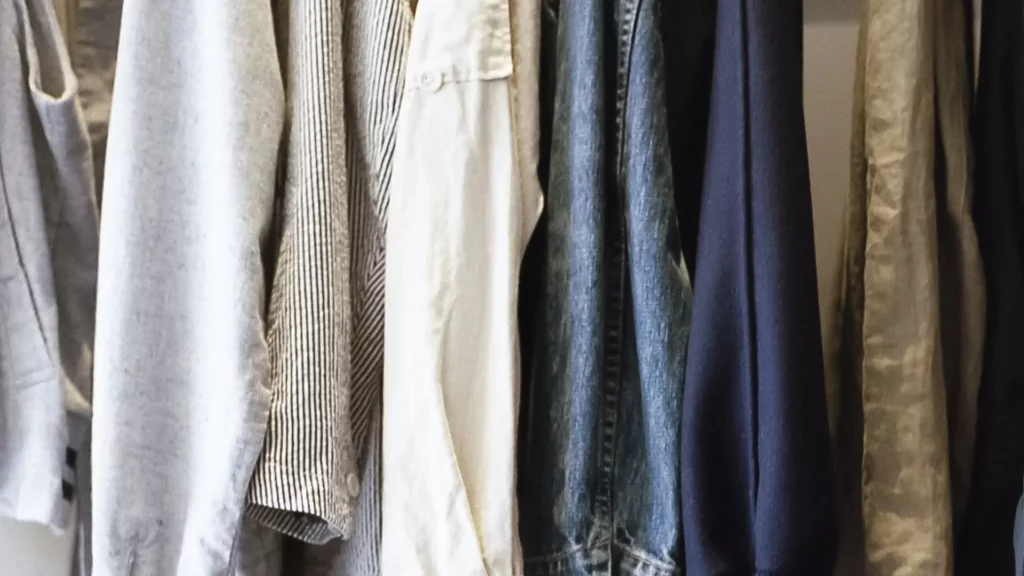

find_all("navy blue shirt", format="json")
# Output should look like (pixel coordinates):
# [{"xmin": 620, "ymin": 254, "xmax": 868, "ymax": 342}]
[{"xmin": 678, "ymin": 1, "xmax": 838, "ymax": 573}]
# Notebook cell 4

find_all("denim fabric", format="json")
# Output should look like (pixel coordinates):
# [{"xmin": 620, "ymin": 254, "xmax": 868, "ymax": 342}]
[{"xmin": 516, "ymin": 0, "xmax": 692, "ymax": 573}]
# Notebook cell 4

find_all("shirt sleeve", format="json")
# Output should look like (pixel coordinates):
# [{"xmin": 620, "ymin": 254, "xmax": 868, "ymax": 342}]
[{"xmin": 91, "ymin": 1, "xmax": 284, "ymax": 573}]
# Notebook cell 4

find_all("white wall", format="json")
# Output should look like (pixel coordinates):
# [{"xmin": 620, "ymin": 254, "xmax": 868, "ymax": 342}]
[
  {"xmin": 0, "ymin": 514, "xmax": 75, "ymax": 575},
  {"xmin": 0, "ymin": 2, "xmax": 860, "ymax": 574}
]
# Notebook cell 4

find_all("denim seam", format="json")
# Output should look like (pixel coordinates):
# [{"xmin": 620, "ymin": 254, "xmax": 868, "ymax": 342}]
[
  {"xmin": 619, "ymin": 546, "xmax": 678, "ymax": 572},
  {"xmin": 595, "ymin": 0, "xmax": 640, "ymax": 527},
  {"xmin": 523, "ymin": 542, "xmax": 607, "ymax": 576},
  {"xmin": 524, "ymin": 539, "xmax": 681, "ymax": 576},
  {"xmin": 524, "ymin": 538, "xmax": 611, "ymax": 565},
  {"xmin": 613, "ymin": 0, "xmax": 639, "ymax": 174}
]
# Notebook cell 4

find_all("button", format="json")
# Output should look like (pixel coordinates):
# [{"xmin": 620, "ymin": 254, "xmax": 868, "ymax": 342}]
[
  {"xmin": 346, "ymin": 473, "xmax": 360, "ymax": 497},
  {"xmin": 419, "ymin": 70, "xmax": 442, "ymax": 92}
]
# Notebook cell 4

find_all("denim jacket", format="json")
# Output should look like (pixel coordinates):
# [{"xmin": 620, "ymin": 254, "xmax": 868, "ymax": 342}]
[{"xmin": 517, "ymin": 0, "xmax": 693, "ymax": 572}]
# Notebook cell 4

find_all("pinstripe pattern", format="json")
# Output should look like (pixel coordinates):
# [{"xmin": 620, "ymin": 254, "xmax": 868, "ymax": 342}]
[
  {"xmin": 275, "ymin": 0, "xmax": 409, "ymax": 571},
  {"xmin": 345, "ymin": 0, "xmax": 409, "ymax": 463},
  {"xmin": 245, "ymin": 0, "xmax": 355, "ymax": 544},
  {"xmin": 284, "ymin": 405, "xmax": 383, "ymax": 575}
]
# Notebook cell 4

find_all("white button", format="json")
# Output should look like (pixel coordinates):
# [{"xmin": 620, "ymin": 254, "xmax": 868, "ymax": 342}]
[
  {"xmin": 346, "ymin": 473, "xmax": 360, "ymax": 497},
  {"xmin": 419, "ymin": 71, "xmax": 442, "ymax": 92}
]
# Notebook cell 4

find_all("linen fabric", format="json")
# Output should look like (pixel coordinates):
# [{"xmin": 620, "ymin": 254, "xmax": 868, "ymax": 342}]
[
  {"xmin": 836, "ymin": 1, "xmax": 953, "ymax": 572},
  {"xmin": 0, "ymin": 0, "xmax": 98, "ymax": 531},
  {"xmin": 90, "ymin": 0, "xmax": 284, "ymax": 572},
  {"xmin": 831, "ymin": 0, "xmax": 984, "ymax": 573}
]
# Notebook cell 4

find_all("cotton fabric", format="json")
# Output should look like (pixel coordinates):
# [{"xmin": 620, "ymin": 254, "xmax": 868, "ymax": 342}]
[
  {"xmin": 381, "ymin": 0, "xmax": 542, "ymax": 571},
  {"xmin": 679, "ymin": 1, "xmax": 837, "ymax": 573},
  {"xmin": 515, "ymin": 0, "xmax": 693, "ymax": 571},
  {"xmin": 245, "ymin": 0, "xmax": 357, "ymax": 544},
  {"xmin": 277, "ymin": 0, "xmax": 411, "ymax": 571}
]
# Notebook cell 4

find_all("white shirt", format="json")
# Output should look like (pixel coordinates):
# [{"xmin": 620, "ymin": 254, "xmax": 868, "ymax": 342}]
[{"xmin": 381, "ymin": 0, "xmax": 543, "ymax": 572}]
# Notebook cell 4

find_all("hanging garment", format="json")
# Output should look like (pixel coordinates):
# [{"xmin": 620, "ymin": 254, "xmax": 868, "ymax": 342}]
[
  {"xmin": 278, "ymin": 0, "xmax": 411, "ymax": 572},
  {"xmin": 516, "ymin": 0, "xmax": 693, "ymax": 572},
  {"xmin": 90, "ymin": 0, "xmax": 284, "ymax": 572},
  {"xmin": 832, "ymin": 0, "xmax": 983, "ymax": 573},
  {"xmin": 285, "ymin": 409, "xmax": 383, "ymax": 575},
  {"xmin": 0, "ymin": 0, "xmax": 98, "ymax": 531},
  {"xmin": 837, "ymin": 0, "xmax": 953, "ymax": 573},
  {"xmin": 245, "ymin": 0, "xmax": 357, "ymax": 544},
  {"xmin": 380, "ymin": 0, "xmax": 543, "ymax": 571},
  {"xmin": 679, "ymin": 1, "xmax": 837, "ymax": 573},
  {"xmin": 956, "ymin": 0, "xmax": 1024, "ymax": 572}
]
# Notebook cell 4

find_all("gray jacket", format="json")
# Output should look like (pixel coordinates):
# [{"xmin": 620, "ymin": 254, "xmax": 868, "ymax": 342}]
[{"xmin": 0, "ymin": 0, "xmax": 98, "ymax": 532}]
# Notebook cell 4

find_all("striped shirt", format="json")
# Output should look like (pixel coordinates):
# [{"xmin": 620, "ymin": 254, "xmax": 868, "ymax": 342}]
[
  {"xmin": 245, "ymin": 0, "xmax": 355, "ymax": 544},
  {"xmin": 245, "ymin": 0, "xmax": 410, "ymax": 554}
]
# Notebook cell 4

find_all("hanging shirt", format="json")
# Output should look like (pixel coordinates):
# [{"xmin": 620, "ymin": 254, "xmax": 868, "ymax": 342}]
[
  {"xmin": 280, "ymin": 0, "xmax": 411, "ymax": 570},
  {"xmin": 831, "ymin": 0, "xmax": 983, "ymax": 573},
  {"xmin": 836, "ymin": 1, "xmax": 954, "ymax": 573},
  {"xmin": 245, "ymin": 0, "xmax": 357, "ymax": 545},
  {"xmin": 680, "ymin": 0, "xmax": 837, "ymax": 572},
  {"xmin": 0, "ymin": 0, "xmax": 98, "ymax": 532},
  {"xmin": 380, "ymin": 0, "xmax": 543, "ymax": 571},
  {"xmin": 91, "ymin": 1, "xmax": 284, "ymax": 572}
]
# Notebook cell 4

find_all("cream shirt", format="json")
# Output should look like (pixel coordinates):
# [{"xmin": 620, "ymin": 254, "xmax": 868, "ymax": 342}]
[{"xmin": 381, "ymin": 0, "xmax": 543, "ymax": 573}]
